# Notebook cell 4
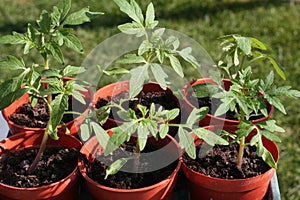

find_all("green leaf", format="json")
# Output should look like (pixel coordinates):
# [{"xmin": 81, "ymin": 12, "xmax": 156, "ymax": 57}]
[
  {"xmin": 50, "ymin": 94, "xmax": 69, "ymax": 129},
  {"xmin": 267, "ymin": 56, "xmax": 286, "ymax": 80},
  {"xmin": 265, "ymin": 96, "xmax": 286, "ymax": 114},
  {"xmin": 129, "ymin": 64, "xmax": 149, "ymax": 98},
  {"xmin": 137, "ymin": 104, "xmax": 148, "ymax": 117},
  {"xmin": 103, "ymin": 68, "xmax": 129, "ymax": 76},
  {"xmin": 186, "ymin": 107, "xmax": 209, "ymax": 127},
  {"xmin": 63, "ymin": 7, "xmax": 103, "ymax": 25},
  {"xmin": 105, "ymin": 157, "xmax": 133, "ymax": 179},
  {"xmin": 0, "ymin": 33, "xmax": 26, "ymax": 44},
  {"xmin": 117, "ymin": 54, "xmax": 146, "ymax": 64},
  {"xmin": 178, "ymin": 126, "xmax": 196, "ymax": 159},
  {"xmin": 261, "ymin": 130, "xmax": 281, "ymax": 143},
  {"xmin": 51, "ymin": 6, "xmax": 61, "ymax": 26},
  {"xmin": 0, "ymin": 56, "xmax": 25, "ymax": 70},
  {"xmin": 260, "ymin": 120, "xmax": 285, "ymax": 133},
  {"xmin": 118, "ymin": 22, "xmax": 144, "ymax": 36},
  {"xmin": 251, "ymin": 37, "xmax": 267, "ymax": 50},
  {"xmin": 260, "ymin": 146, "xmax": 277, "ymax": 169},
  {"xmin": 166, "ymin": 108, "xmax": 180, "ymax": 121},
  {"xmin": 58, "ymin": 0, "xmax": 71, "ymax": 20},
  {"xmin": 37, "ymin": 10, "xmax": 51, "ymax": 34},
  {"xmin": 0, "ymin": 80, "xmax": 27, "ymax": 110},
  {"xmin": 62, "ymin": 65, "xmax": 86, "ymax": 77},
  {"xmin": 234, "ymin": 48, "xmax": 239, "ymax": 66},
  {"xmin": 159, "ymin": 124, "xmax": 169, "ymax": 139},
  {"xmin": 138, "ymin": 123, "xmax": 148, "ymax": 151},
  {"xmin": 63, "ymin": 33, "xmax": 84, "ymax": 54},
  {"xmin": 145, "ymin": 3, "xmax": 157, "ymax": 29},
  {"xmin": 194, "ymin": 128, "xmax": 229, "ymax": 146},
  {"xmin": 114, "ymin": 0, "xmax": 143, "ymax": 24},
  {"xmin": 92, "ymin": 121, "xmax": 110, "ymax": 149},
  {"xmin": 214, "ymin": 99, "xmax": 232, "ymax": 116},
  {"xmin": 233, "ymin": 35, "xmax": 252, "ymax": 56},
  {"xmin": 45, "ymin": 42, "xmax": 64, "ymax": 64},
  {"xmin": 130, "ymin": 0, "xmax": 144, "ymax": 24},
  {"xmin": 105, "ymin": 128, "xmax": 130, "ymax": 155},
  {"xmin": 150, "ymin": 63, "xmax": 168, "ymax": 90},
  {"xmin": 167, "ymin": 54, "xmax": 184, "ymax": 78},
  {"xmin": 79, "ymin": 122, "xmax": 92, "ymax": 142},
  {"xmin": 138, "ymin": 40, "xmax": 152, "ymax": 55}
]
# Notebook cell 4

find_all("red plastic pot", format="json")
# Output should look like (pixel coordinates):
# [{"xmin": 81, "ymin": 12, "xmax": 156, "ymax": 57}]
[
  {"xmin": 182, "ymin": 78, "xmax": 274, "ymax": 127},
  {"xmin": 181, "ymin": 125, "xmax": 279, "ymax": 200},
  {"xmin": 0, "ymin": 131, "xmax": 82, "ymax": 200},
  {"xmin": 78, "ymin": 133, "xmax": 182, "ymax": 200},
  {"xmin": 93, "ymin": 81, "xmax": 181, "ymax": 135},
  {"xmin": 2, "ymin": 77, "xmax": 93, "ymax": 135}
]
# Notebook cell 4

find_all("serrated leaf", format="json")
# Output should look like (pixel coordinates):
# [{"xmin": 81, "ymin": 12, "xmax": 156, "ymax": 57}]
[
  {"xmin": 166, "ymin": 108, "xmax": 180, "ymax": 121},
  {"xmin": 63, "ymin": 7, "xmax": 103, "ymax": 25},
  {"xmin": 105, "ymin": 157, "xmax": 133, "ymax": 179},
  {"xmin": 37, "ymin": 10, "xmax": 51, "ymax": 34},
  {"xmin": 214, "ymin": 99, "xmax": 232, "ymax": 116},
  {"xmin": 58, "ymin": 0, "xmax": 71, "ymax": 20},
  {"xmin": 0, "ymin": 33, "xmax": 26, "ymax": 44},
  {"xmin": 118, "ymin": 22, "xmax": 144, "ymax": 36},
  {"xmin": 138, "ymin": 123, "xmax": 148, "ymax": 151},
  {"xmin": 45, "ymin": 42, "xmax": 64, "ymax": 64},
  {"xmin": 168, "ymin": 54, "xmax": 184, "ymax": 78},
  {"xmin": 159, "ymin": 124, "xmax": 169, "ymax": 139},
  {"xmin": 0, "ymin": 81, "xmax": 27, "ymax": 110},
  {"xmin": 129, "ymin": 64, "xmax": 149, "ymax": 98},
  {"xmin": 130, "ymin": 0, "xmax": 144, "ymax": 24},
  {"xmin": 260, "ymin": 120, "xmax": 285, "ymax": 133},
  {"xmin": 265, "ymin": 96, "xmax": 286, "ymax": 114},
  {"xmin": 114, "ymin": 0, "xmax": 143, "ymax": 24},
  {"xmin": 117, "ymin": 54, "xmax": 146, "ymax": 64},
  {"xmin": 165, "ymin": 36, "xmax": 179, "ymax": 50},
  {"xmin": 0, "ymin": 56, "xmax": 25, "ymax": 70},
  {"xmin": 137, "ymin": 104, "xmax": 148, "ymax": 117},
  {"xmin": 150, "ymin": 63, "xmax": 168, "ymax": 90},
  {"xmin": 178, "ymin": 126, "xmax": 195, "ymax": 159},
  {"xmin": 260, "ymin": 145, "xmax": 277, "ymax": 169},
  {"xmin": 72, "ymin": 90, "xmax": 86, "ymax": 105},
  {"xmin": 186, "ymin": 107, "xmax": 209, "ymax": 127},
  {"xmin": 194, "ymin": 128, "xmax": 229, "ymax": 146},
  {"xmin": 62, "ymin": 65, "xmax": 86, "ymax": 77},
  {"xmin": 261, "ymin": 130, "xmax": 281, "ymax": 143},
  {"xmin": 63, "ymin": 33, "xmax": 84, "ymax": 53}
]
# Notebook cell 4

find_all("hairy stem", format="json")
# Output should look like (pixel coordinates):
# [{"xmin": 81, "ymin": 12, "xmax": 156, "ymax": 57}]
[{"xmin": 237, "ymin": 136, "xmax": 245, "ymax": 170}]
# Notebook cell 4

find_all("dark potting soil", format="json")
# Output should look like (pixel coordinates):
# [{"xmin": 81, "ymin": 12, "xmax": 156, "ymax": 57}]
[
  {"xmin": 182, "ymin": 143, "xmax": 271, "ymax": 179},
  {"xmin": 95, "ymin": 90, "xmax": 179, "ymax": 119},
  {"xmin": 9, "ymin": 97, "xmax": 87, "ymax": 128},
  {"xmin": 0, "ymin": 147, "xmax": 80, "ymax": 188},
  {"xmin": 83, "ymin": 141, "xmax": 178, "ymax": 189}
]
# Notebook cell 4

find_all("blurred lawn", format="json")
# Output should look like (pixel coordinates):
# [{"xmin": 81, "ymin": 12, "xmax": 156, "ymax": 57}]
[{"xmin": 0, "ymin": 0, "xmax": 300, "ymax": 199}]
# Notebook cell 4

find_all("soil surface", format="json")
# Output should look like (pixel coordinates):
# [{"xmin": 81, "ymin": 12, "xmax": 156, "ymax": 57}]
[
  {"xmin": 0, "ymin": 147, "xmax": 80, "ymax": 188},
  {"xmin": 83, "ymin": 140, "xmax": 178, "ymax": 189},
  {"xmin": 182, "ymin": 143, "xmax": 271, "ymax": 179},
  {"xmin": 95, "ymin": 90, "xmax": 179, "ymax": 119},
  {"xmin": 9, "ymin": 97, "xmax": 87, "ymax": 128}
]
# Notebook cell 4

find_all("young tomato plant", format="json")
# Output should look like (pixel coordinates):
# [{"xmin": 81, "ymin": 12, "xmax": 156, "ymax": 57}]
[
  {"xmin": 210, "ymin": 35, "xmax": 300, "ymax": 169},
  {"xmin": 0, "ymin": 0, "xmax": 102, "ymax": 173},
  {"xmin": 104, "ymin": 0, "xmax": 200, "ymax": 98},
  {"xmin": 81, "ymin": 98, "xmax": 228, "ymax": 179}
]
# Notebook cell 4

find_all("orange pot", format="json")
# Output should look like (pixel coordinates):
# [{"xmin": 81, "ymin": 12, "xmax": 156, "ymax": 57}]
[
  {"xmin": 93, "ymin": 81, "xmax": 181, "ymax": 135},
  {"xmin": 181, "ymin": 125, "xmax": 279, "ymax": 200},
  {"xmin": 182, "ymin": 78, "xmax": 274, "ymax": 127},
  {"xmin": 0, "ymin": 131, "xmax": 82, "ymax": 200},
  {"xmin": 78, "ymin": 134, "xmax": 182, "ymax": 200},
  {"xmin": 2, "ymin": 77, "xmax": 93, "ymax": 136}
]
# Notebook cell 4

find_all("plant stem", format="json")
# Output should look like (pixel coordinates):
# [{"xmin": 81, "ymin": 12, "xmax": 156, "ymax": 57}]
[
  {"xmin": 27, "ymin": 128, "xmax": 49, "ymax": 174},
  {"xmin": 237, "ymin": 136, "xmax": 245, "ymax": 170},
  {"xmin": 27, "ymin": 100, "xmax": 52, "ymax": 174},
  {"xmin": 133, "ymin": 141, "xmax": 140, "ymax": 175}
]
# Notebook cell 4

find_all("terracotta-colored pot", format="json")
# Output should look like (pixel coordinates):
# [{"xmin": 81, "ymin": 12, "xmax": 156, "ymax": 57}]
[
  {"xmin": 78, "ymin": 133, "xmax": 182, "ymax": 200},
  {"xmin": 93, "ymin": 81, "xmax": 181, "ymax": 135},
  {"xmin": 181, "ymin": 125, "xmax": 279, "ymax": 200},
  {"xmin": 182, "ymin": 78, "xmax": 274, "ymax": 127},
  {"xmin": 2, "ymin": 77, "xmax": 93, "ymax": 135},
  {"xmin": 0, "ymin": 131, "xmax": 82, "ymax": 200}
]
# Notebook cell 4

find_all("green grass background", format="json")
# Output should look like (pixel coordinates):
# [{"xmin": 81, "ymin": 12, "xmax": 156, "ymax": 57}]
[{"xmin": 0, "ymin": 0, "xmax": 300, "ymax": 199}]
